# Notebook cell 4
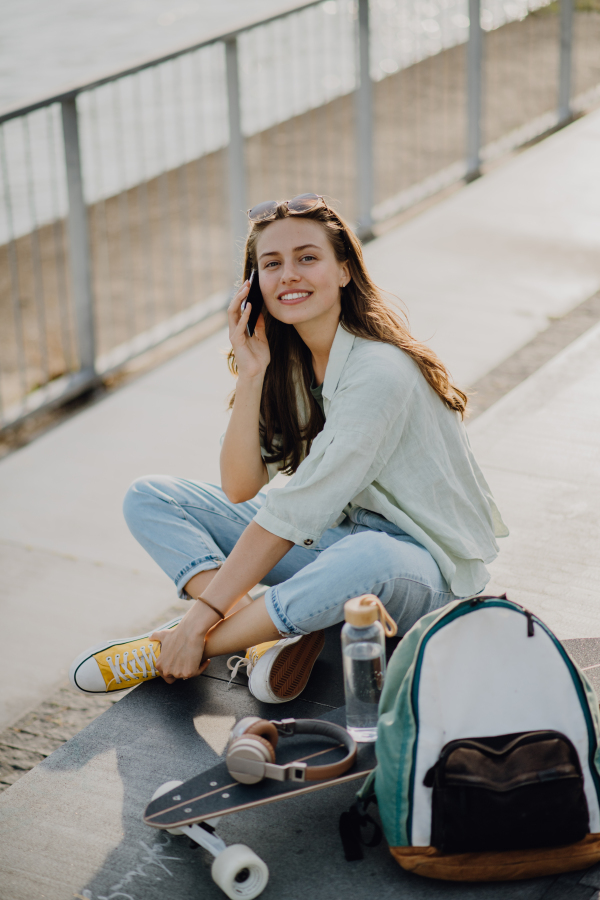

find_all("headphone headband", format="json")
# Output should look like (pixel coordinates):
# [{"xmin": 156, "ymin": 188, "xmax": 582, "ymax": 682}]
[{"xmin": 226, "ymin": 717, "xmax": 357, "ymax": 785}]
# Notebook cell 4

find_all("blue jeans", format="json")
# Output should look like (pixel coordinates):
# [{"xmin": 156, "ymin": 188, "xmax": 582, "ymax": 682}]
[{"xmin": 123, "ymin": 476, "xmax": 455, "ymax": 636}]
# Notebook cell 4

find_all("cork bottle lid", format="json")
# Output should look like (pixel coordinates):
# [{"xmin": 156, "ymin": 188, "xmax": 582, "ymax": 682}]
[{"xmin": 344, "ymin": 594, "xmax": 398, "ymax": 636}]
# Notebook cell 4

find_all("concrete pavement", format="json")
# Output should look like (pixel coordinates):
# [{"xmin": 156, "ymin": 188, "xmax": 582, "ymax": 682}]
[
  {"xmin": 367, "ymin": 107, "xmax": 600, "ymax": 387},
  {"xmin": 469, "ymin": 320, "xmax": 600, "ymax": 643},
  {"xmin": 1, "ymin": 107, "xmax": 599, "ymax": 733}
]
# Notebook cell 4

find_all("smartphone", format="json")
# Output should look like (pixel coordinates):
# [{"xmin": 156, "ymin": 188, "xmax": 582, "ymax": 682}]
[{"xmin": 243, "ymin": 269, "xmax": 264, "ymax": 337}]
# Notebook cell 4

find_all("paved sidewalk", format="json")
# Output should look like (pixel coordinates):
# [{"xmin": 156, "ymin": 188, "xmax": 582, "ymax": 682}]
[
  {"xmin": 0, "ymin": 108, "xmax": 599, "ymax": 736},
  {"xmin": 367, "ymin": 108, "xmax": 600, "ymax": 388},
  {"xmin": 469, "ymin": 320, "xmax": 600, "ymax": 643}
]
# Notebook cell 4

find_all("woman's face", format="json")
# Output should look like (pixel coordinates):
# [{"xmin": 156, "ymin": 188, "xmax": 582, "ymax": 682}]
[{"xmin": 254, "ymin": 217, "xmax": 350, "ymax": 329}]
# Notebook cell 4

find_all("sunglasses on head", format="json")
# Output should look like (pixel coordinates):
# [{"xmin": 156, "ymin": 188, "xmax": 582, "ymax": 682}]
[{"xmin": 247, "ymin": 193, "xmax": 329, "ymax": 223}]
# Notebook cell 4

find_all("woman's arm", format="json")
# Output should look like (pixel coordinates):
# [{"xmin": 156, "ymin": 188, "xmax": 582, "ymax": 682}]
[
  {"xmin": 221, "ymin": 374, "xmax": 269, "ymax": 502},
  {"xmin": 202, "ymin": 520, "xmax": 293, "ymax": 613},
  {"xmin": 220, "ymin": 280, "xmax": 272, "ymax": 503},
  {"xmin": 151, "ymin": 521, "xmax": 293, "ymax": 680}
]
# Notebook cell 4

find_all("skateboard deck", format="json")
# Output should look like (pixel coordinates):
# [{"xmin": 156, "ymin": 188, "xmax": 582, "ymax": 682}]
[{"xmin": 144, "ymin": 706, "xmax": 375, "ymax": 830}]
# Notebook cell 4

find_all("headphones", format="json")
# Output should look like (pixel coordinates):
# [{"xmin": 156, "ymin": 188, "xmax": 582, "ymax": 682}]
[{"xmin": 226, "ymin": 717, "xmax": 357, "ymax": 785}]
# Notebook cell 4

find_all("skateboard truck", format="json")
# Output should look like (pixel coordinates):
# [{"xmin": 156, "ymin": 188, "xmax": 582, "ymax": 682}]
[{"xmin": 150, "ymin": 780, "xmax": 269, "ymax": 899}]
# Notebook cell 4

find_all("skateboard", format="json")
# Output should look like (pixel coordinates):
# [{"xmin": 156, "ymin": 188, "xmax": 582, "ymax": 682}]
[{"xmin": 144, "ymin": 706, "xmax": 375, "ymax": 899}]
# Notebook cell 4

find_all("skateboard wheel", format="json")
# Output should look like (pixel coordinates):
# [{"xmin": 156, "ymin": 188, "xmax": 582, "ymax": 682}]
[
  {"xmin": 150, "ymin": 780, "xmax": 184, "ymax": 836},
  {"xmin": 211, "ymin": 844, "xmax": 269, "ymax": 899}
]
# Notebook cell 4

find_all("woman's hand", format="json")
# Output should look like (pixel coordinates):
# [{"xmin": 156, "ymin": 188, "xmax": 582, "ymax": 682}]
[
  {"xmin": 150, "ymin": 603, "xmax": 219, "ymax": 683},
  {"xmin": 228, "ymin": 279, "xmax": 270, "ymax": 380}
]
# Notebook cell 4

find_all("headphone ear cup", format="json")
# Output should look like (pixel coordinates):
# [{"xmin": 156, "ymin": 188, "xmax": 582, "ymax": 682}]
[
  {"xmin": 244, "ymin": 734, "xmax": 276, "ymax": 762},
  {"xmin": 226, "ymin": 734, "xmax": 276, "ymax": 785},
  {"xmin": 244, "ymin": 719, "xmax": 279, "ymax": 750}
]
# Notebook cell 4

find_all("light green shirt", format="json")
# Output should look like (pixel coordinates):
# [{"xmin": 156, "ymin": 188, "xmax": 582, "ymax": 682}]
[{"xmin": 255, "ymin": 324, "xmax": 508, "ymax": 597}]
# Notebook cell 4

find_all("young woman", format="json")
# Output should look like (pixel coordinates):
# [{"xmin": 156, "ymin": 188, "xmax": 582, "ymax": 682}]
[{"xmin": 70, "ymin": 194, "xmax": 507, "ymax": 701}]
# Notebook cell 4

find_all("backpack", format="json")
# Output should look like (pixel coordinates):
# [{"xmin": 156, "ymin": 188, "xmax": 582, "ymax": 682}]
[{"xmin": 343, "ymin": 595, "xmax": 600, "ymax": 881}]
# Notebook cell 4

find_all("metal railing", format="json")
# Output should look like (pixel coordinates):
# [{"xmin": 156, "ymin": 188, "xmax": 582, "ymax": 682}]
[{"xmin": 0, "ymin": 0, "xmax": 598, "ymax": 431}]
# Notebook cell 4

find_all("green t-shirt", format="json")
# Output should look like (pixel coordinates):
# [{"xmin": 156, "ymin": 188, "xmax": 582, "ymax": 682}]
[{"xmin": 310, "ymin": 373, "xmax": 324, "ymax": 415}]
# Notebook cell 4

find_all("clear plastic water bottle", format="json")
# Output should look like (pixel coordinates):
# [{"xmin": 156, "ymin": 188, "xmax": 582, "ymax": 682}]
[{"xmin": 342, "ymin": 594, "xmax": 397, "ymax": 742}]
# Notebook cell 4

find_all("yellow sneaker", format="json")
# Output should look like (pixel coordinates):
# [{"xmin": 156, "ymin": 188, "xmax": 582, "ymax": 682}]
[
  {"xmin": 227, "ymin": 631, "xmax": 325, "ymax": 703},
  {"xmin": 69, "ymin": 617, "xmax": 182, "ymax": 693}
]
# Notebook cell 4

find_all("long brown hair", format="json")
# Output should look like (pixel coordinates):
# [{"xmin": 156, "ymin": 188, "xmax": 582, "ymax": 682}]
[{"xmin": 228, "ymin": 202, "xmax": 467, "ymax": 475}]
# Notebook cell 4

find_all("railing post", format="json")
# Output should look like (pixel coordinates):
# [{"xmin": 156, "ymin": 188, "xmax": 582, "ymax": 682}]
[
  {"xmin": 61, "ymin": 96, "xmax": 96, "ymax": 376},
  {"xmin": 466, "ymin": 0, "xmax": 483, "ymax": 182},
  {"xmin": 225, "ymin": 37, "xmax": 248, "ymax": 281},
  {"xmin": 355, "ymin": 0, "xmax": 375, "ymax": 241},
  {"xmin": 558, "ymin": 0, "xmax": 574, "ymax": 125}
]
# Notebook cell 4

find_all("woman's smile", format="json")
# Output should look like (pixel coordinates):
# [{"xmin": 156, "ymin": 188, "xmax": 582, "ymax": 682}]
[{"xmin": 278, "ymin": 290, "xmax": 313, "ymax": 304}]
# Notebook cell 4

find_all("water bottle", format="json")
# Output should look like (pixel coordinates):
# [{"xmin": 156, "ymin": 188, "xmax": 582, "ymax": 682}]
[{"xmin": 342, "ymin": 594, "xmax": 397, "ymax": 742}]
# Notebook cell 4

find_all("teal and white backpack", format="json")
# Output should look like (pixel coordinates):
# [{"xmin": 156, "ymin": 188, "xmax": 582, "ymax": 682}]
[{"xmin": 346, "ymin": 595, "xmax": 600, "ymax": 881}]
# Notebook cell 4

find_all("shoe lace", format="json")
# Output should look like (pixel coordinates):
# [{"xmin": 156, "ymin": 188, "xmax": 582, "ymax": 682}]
[
  {"xmin": 226, "ymin": 655, "xmax": 250, "ymax": 690},
  {"xmin": 105, "ymin": 643, "xmax": 158, "ymax": 686}
]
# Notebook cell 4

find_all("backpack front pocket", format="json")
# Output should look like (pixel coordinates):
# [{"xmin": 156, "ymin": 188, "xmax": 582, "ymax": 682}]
[{"xmin": 424, "ymin": 731, "xmax": 589, "ymax": 853}]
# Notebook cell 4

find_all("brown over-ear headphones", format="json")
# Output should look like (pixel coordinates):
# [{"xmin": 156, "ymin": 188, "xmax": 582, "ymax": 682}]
[{"xmin": 226, "ymin": 717, "xmax": 357, "ymax": 785}]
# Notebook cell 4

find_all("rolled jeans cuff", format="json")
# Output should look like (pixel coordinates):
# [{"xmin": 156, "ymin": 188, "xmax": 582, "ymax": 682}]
[
  {"xmin": 175, "ymin": 555, "xmax": 224, "ymax": 599},
  {"xmin": 264, "ymin": 585, "xmax": 305, "ymax": 637}
]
